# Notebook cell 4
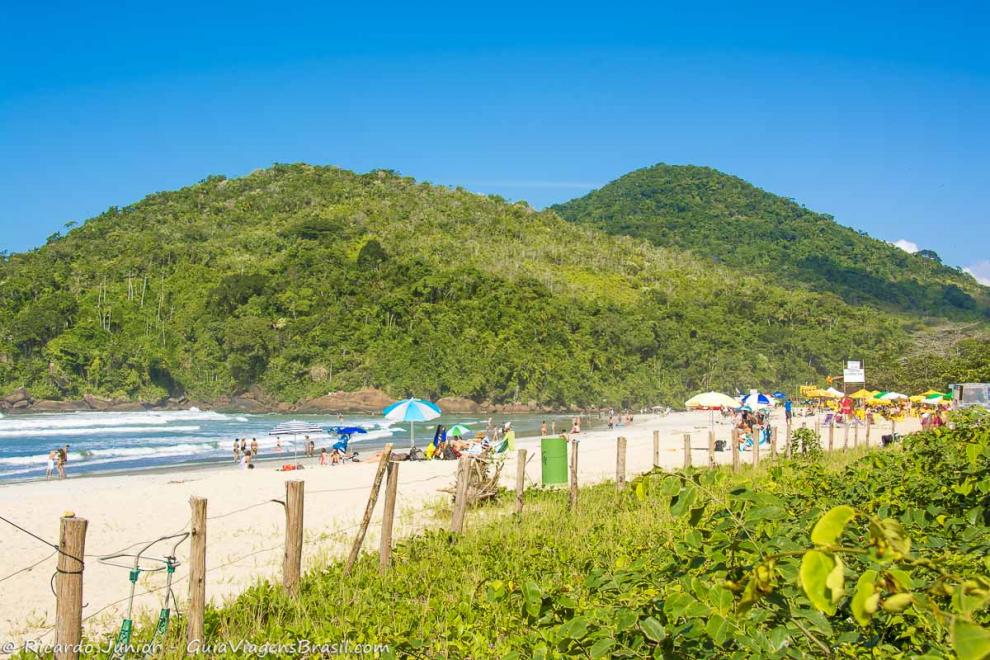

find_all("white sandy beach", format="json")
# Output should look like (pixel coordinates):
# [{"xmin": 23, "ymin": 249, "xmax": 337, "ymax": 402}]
[{"xmin": 0, "ymin": 410, "xmax": 915, "ymax": 647}]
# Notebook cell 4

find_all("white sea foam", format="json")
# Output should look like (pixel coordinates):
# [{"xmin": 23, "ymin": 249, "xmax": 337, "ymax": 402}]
[
  {"xmin": 0, "ymin": 442, "xmax": 219, "ymax": 467},
  {"xmin": 0, "ymin": 425, "xmax": 202, "ymax": 438},
  {"xmin": 0, "ymin": 409, "xmax": 238, "ymax": 434}
]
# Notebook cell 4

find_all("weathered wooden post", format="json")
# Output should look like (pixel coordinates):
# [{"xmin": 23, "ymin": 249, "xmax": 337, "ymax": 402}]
[
  {"xmin": 345, "ymin": 443, "xmax": 392, "ymax": 574},
  {"xmin": 450, "ymin": 456, "xmax": 471, "ymax": 534},
  {"xmin": 707, "ymin": 430, "xmax": 715, "ymax": 467},
  {"xmin": 652, "ymin": 430, "xmax": 660, "ymax": 468},
  {"xmin": 731, "ymin": 429, "xmax": 740, "ymax": 472},
  {"xmin": 683, "ymin": 433, "xmax": 692, "ymax": 469},
  {"xmin": 186, "ymin": 497, "xmax": 207, "ymax": 650},
  {"xmin": 379, "ymin": 462, "xmax": 399, "ymax": 573},
  {"xmin": 865, "ymin": 419, "xmax": 871, "ymax": 447},
  {"xmin": 854, "ymin": 423, "xmax": 860, "ymax": 448},
  {"xmin": 515, "ymin": 449, "xmax": 526, "ymax": 516},
  {"xmin": 616, "ymin": 436, "xmax": 627, "ymax": 490},
  {"xmin": 828, "ymin": 420, "xmax": 835, "ymax": 452},
  {"xmin": 771, "ymin": 427, "xmax": 778, "ymax": 458},
  {"xmin": 569, "ymin": 439, "xmax": 579, "ymax": 511},
  {"xmin": 753, "ymin": 430, "xmax": 761, "ymax": 467},
  {"xmin": 283, "ymin": 480, "xmax": 304, "ymax": 593},
  {"xmin": 55, "ymin": 515, "xmax": 87, "ymax": 660},
  {"xmin": 843, "ymin": 422, "xmax": 850, "ymax": 450},
  {"xmin": 891, "ymin": 418, "xmax": 897, "ymax": 435},
  {"xmin": 785, "ymin": 423, "xmax": 792, "ymax": 458}
]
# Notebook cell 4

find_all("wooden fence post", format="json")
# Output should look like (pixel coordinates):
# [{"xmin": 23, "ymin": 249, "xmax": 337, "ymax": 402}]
[
  {"xmin": 450, "ymin": 456, "xmax": 471, "ymax": 534},
  {"xmin": 55, "ymin": 515, "xmax": 87, "ymax": 660},
  {"xmin": 854, "ymin": 423, "xmax": 859, "ymax": 448},
  {"xmin": 843, "ymin": 422, "xmax": 850, "ymax": 450},
  {"xmin": 771, "ymin": 427, "xmax": 778, "ymax": 458},
  {"xmin": 815, "ymin": 415, "xmax": 821, "ymax": 439},
  {"xmin": 569, "ymin": 439, "xmax": 579, "ymax": 511},
  {"xmin": 515, "ymin": 449, "xmax": 526, "ymax": 516},
  {"xmin": 345, "ymin": 443, "xmax": 392, "ymax": 574},
  {"xmin": 891, "ymin": 418, "xmax": 897, "ymax": 435},
  {"xmin": 186, "ymin": 497, "xmax": 207, "ymax": 650},
  {"xmin": 652, "ymin": 430, "xmax": 660, "ymax": 468},
  {"xmin": 283, "ymin": 480, "xmax": 304, "ymax": 593},
  {"xmin": 683, "ymin": 433, "xmax": 692, "ymax": 469},
  {"xmin": 785, "ymin": 423, "xmax": 792, "ymax": 458},
  {"xmin": 731, "ymin": 430, "xmax": 740, "ymax": 472},
  {"xmin": 828, "ymin": 421, "xmax": 835, "ymax": 452},
  {"xmin": 865, "ymin": 419, "xmax": 871, "ymax": 447},
  {"xmin": 616, "ymin": 437, "xmax": 627, "ymax": 490},
  {"xmin": 708, "ymin": 430, "xmax": 715, "ymax": 467},
  {"xmin": 753, "ymin": 431, "xmax": 761, "ymax": 468},
  {"xmin": 379, "ymin": 461, "xmax": 399, "ymax": 573}
]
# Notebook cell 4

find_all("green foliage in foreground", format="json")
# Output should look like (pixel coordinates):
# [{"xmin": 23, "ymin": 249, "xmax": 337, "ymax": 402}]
[
  {"xmin": 129, "ymin": 411, "xmax": 989, "ymax": 658},
  {"xmin": 0, "ymin": 164, "xmax": 937, "ymax": 407},
  {"xmin": 552, "ymin": 164, "xmax": 990, "ymax": 320}
]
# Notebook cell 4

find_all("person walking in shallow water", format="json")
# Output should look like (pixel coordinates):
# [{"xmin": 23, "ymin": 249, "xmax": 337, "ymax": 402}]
[
  {"xmin": 46, "ymin": 450, "xmax": 56, "ymax": 480},
  {"xmin": 233, "ymin": 439, "xmax": 241, "ymax": 463},
  {"xmin": 56, "ymin": 446, "xmax": 66, "ymax": 479}
]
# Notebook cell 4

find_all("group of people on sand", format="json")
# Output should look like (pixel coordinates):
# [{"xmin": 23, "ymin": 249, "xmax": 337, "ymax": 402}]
[
  {"xmin": 45, "ymin": 444, "xmax": 70, "ymax": 480},
  {"xmin": 423, "ymin": 420, "xmax": 518, "ymax": 460},
  {"xmin": 736, "ymin": 409, "xmax": 772, "ymax": 450},
  {"xmin": 232, "ymin": 437, "xmax": 260, "ymax": 470}
]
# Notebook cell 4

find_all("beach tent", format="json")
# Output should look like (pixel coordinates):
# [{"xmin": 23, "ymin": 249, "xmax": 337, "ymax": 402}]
[
  {"xmin": 849, "ymin": 388, "xmax": 874, "ymax": 400},
  {"xmin": 383, "ymin": 398, "xmax": 442, "ymax": 448},
  {"xmin": 880, "ymin": 391, "xmax": 908, "ymax": 401},
  {"xmin": 824, "ymin": 387, "xmax": 844, "ymax": 398},
  {"xmin": 685, "ymin": 391, "xmax": 739, "ymax": 409},
  {"xmin": 269, "ymin": 420, "xmax": 326, "ymax": 463}
]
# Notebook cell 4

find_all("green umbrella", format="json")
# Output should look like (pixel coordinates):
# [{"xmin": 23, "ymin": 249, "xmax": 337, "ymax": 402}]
[{"xmin": 447, "ymin": 424, "xmax": 472, "ymax": 438}]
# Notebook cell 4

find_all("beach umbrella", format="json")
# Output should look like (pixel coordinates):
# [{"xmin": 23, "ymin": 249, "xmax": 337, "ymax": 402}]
[
  {"xmin": 849, "ymin": 388, "xmax": 874, "ymax": 400},
  {"xmin": 880, "ymin": 391, "xmax": 908, "ymax": 401},
  {"xmin": 923, "ymin": 392, "xmax": 947, "ymax": 404},
  {"xmin": 269, "ymin": 420, "xmax": 325, "ymax": 463},
  {"xmin": 741, "ymin": 391, "xmax": 772, "ymax": 409},
  {"xmin": 772, "ymin": 391, "xmax": 787, "ymax": 400},
  {"xmin": 737, "ymin": 405, "xmax": 753, "ymax": 413},
  {"xmin": 825, "ymin": 387, "xmax": 844, "ymax": 398},
  {"xmin": 383, "ymin": 398, "xmax": 442, "ymax": 448},
  {"xmin": 446, "ymin": 424, "xmax": 472, "ymax": 438},
  {"xmin": 685, "ymin": 392, "xmax": 738, "ymax": 409},
  {"xmin": 920, "ymin": 389, "xmax": 943, "ymax": 397}
]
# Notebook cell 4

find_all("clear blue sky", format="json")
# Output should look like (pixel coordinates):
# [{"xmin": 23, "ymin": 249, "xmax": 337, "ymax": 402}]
[{"xmin": 2, "ymin": 1, "xmax": 988, "ymax": 281}]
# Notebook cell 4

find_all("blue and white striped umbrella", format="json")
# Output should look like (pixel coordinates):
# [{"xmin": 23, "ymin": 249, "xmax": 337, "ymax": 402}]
[
  {"xmin": 383, "ymin": 399, "xmax": 442, "ymax": 448},
  {"xmin": 741, "ymin": 392, "xmax": 772, "ymax": 408},
  {"xmin": 269, "ymin": 421, "xmax": 326, "ymax": 462}
]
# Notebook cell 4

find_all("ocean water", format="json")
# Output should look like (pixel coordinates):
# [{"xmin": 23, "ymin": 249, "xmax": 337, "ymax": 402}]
[{"xmin": 0, "ymin": 409, "xmax": 582, "ymax": 482}]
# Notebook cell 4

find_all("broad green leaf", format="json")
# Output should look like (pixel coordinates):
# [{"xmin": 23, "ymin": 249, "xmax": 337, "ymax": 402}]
[
  {"xmin": 811, "ymin": 505, "xmax": 856, "ymax": 546},
  {"xmin": 640, "ymin": 616, "xmax": 666, "ymax": 642},
  {"xmin": 952, "ymin": 619, "xmax": 990, "ymax": 660},
  {"xmin": 558, "ymin": 616, "xmax": 589, "ymax": 640},
  {"xmin": 800, "ymin": 550, "xmax": 841, "ymax": 615},
  {"xmin": 522, "ymin": 580, "xmax": 542, "ymax": 618},
  {"xmin": 705, "ymin": 614, "xmax": 731, "ymax": 646},
  {"xmin": 850, "ymin": 570, "xmax": 878, "ymax": 626},
  {"xmin": 589, "ymin": 638, "xmax": 614, "ymax": 658}
]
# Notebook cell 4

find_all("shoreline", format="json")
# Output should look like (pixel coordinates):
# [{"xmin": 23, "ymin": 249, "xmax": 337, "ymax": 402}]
[{"xmin": 0, "ymin": 411, "xmax": 918, "ymax": 646}]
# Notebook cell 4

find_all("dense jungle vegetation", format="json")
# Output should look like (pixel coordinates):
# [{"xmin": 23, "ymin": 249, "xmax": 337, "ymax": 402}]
[
  {"xmin": 553, "ymin": 164, "xmax": 990, "ymax": 320},
  {"xmin": 0, "ymin": 164, "xmax": 985, "ymax": 407},
  {"xmin": 127, "ymin": 409, "xmax": 990, "ymax": 658}
]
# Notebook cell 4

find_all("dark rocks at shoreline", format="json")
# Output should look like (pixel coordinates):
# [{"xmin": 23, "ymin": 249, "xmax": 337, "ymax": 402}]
[{"xmin": 1, "ymin": 386, "xmax": 573, "ymax": 415}]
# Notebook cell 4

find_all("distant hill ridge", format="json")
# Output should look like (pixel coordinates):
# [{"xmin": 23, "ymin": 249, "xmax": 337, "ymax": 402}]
[
  {"xmin": 551, "ymin": 163, "xmax": 989, "ymax": 319},
  {"xmin": 0, "ymin": 163, "xmax": 984, "ymax": 407}
]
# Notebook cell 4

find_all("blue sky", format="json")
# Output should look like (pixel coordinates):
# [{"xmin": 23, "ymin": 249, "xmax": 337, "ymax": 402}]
[{"xmin": 2, "ymin": 1, "xmax": 988, "ymax": 282}]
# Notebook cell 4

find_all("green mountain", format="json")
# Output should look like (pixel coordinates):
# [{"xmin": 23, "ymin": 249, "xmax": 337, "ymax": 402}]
[
  {"xmin": 551, "ymin": 164, "xmax": 990, "ymax": 319},
  {"xmin": 0, "ymin": 164, "xmax": 971, "ymax": 408}
]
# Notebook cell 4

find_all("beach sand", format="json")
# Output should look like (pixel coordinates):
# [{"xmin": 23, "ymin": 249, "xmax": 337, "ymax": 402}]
[{"xmin": 0, "ymin": 410, "xmax": 916, "ymax": 646}]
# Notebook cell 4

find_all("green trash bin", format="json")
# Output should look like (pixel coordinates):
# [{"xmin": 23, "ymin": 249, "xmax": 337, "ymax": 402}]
[{"xmin": 541, "ymin": 436, "xmax": 569, "ymax": 486}]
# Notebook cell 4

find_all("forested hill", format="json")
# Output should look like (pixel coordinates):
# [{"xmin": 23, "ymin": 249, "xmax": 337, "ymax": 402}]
[
  {"xmin": 551, "ymin": 164, "xmax": 990, "ymax": 319},
  {"xmin": 0, "ymin": 164, "xmax": 963, "ymax": 408}
]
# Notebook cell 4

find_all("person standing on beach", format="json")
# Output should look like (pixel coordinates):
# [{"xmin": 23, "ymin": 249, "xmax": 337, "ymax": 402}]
[
  {"xmin": 784, "ymin": 399, "xmax": 793, "ymax": 424},
  {"xmin": 540, "ymin": 420, "xmax": 547, "ymax": 437},
  {"xmin": 251, "ymin": 438, "xmax": 259, "ymax": 458},
  {"xmin": 240, "ymin": 438, "xmax": 247, "ymax": 454},
  {"xmin": 233, "ymin": 440, "xmax": 241, "ymax": 462},
  {"xmin": 46, "ymin": 450, "xmax": 56, "ymax": 480},
  {"xmin": 56, "ymin": 446, "xmax": 66, "ymax": 479}
]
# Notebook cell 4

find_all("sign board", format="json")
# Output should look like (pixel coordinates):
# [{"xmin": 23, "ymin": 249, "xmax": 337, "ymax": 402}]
[
  {"xmin": 846, "ymin": 360, "xmax": 861, "ymax": 370},
  {"xmin": 843, "ymin": 367, "xmax": 865, "ymax": 384}
]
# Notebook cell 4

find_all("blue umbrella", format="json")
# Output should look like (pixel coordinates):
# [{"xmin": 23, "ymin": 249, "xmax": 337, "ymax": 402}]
[
  {"xmin": 329, "ymin": 426, "xmax": 368, "ymax": 436},
  {"xmin": 772, "ymin": 391, "xmax": 787, "ymax": 400},
  {"xmin": 383, "ymin": 398, "xmax": 442, "ymax": 448},
  {"xmin": 741, "ymin": 392, "xmax": 772, "ymax": 408}
]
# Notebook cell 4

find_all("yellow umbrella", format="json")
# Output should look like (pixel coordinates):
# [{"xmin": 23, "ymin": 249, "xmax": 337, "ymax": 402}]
[
  {"xmin": 685, "ymin": 391, "xmax": 739, "ymax": 409},
  {"xmin": 849, "ymin": 388, "xmax": 874, "ymax": 400},
  {"xmin": 909, "ymin": 395, "xmax": 926, "ymax": 403}
]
